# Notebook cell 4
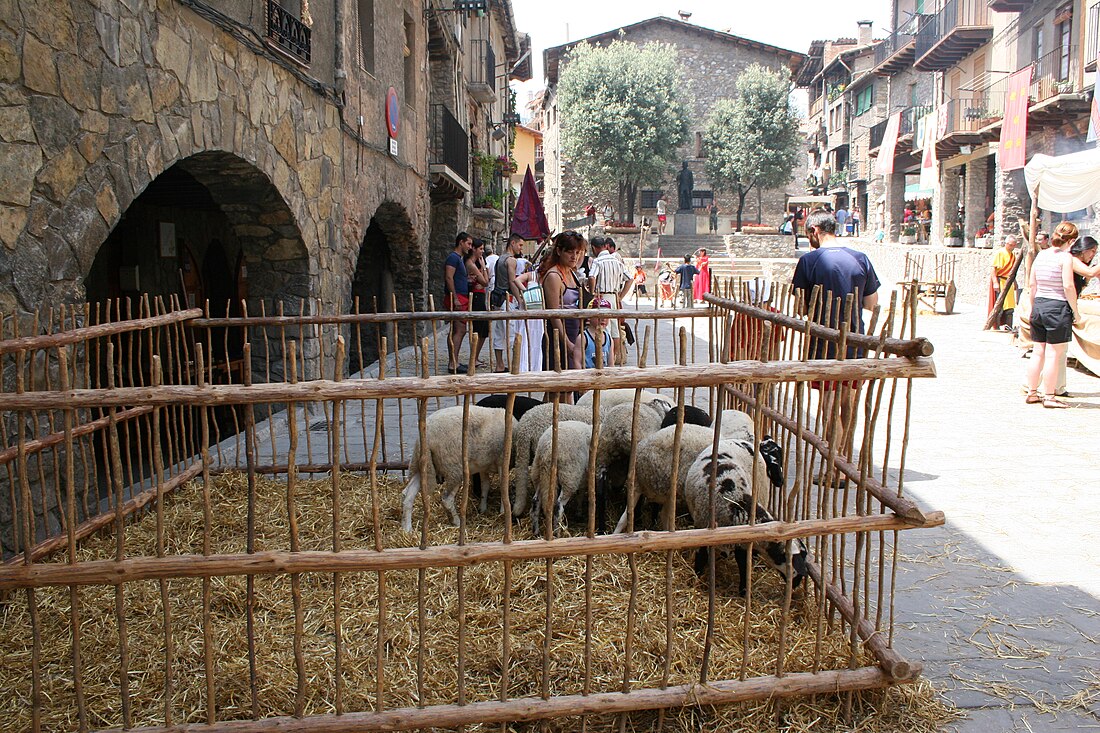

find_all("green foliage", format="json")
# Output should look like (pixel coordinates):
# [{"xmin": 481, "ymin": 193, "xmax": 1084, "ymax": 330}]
[
  {"xmin": 557, "ymin": 40, "xmax": 691, "ymax": 219},
  {"xmin": 703, "ymin": 64, "xmax": 801, "ymax": 228}
]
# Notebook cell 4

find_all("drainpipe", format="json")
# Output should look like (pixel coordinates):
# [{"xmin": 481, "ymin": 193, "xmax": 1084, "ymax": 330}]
[{"xmin": 333, "ymin": 0, "xmax": 346, "ymax": 102}]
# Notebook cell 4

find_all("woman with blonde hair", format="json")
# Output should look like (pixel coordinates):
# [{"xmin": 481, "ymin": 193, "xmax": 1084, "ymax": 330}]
[{"xmin": 1024, "ymin": 221, "xmax": 1081, "ymax": 408}]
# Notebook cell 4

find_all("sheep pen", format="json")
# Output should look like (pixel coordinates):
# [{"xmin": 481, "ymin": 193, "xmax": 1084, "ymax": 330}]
[{"xmin": 0, "ymin": 285, "xmax": 948, "ymax": 732}]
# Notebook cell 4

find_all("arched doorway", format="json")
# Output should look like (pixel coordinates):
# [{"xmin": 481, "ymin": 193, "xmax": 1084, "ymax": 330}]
[{"xmin": 349, "ymin": 202, "xmax": 421, "ymax": 374}]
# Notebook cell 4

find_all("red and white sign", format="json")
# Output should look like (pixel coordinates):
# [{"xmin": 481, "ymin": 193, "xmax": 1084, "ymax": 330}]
[
  {"xmin": 1000, "ymin": 67, "xmax": 1033, "ymax": 171},
  {"xmin": 874, "ymin": 112, "xmax": 902, "ymax": 176}
]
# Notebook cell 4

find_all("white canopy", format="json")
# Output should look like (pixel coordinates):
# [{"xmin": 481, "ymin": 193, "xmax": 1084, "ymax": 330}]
[{"xmin": 1024, "ymin": 147, "xmax": 1100, "ymax": 213}]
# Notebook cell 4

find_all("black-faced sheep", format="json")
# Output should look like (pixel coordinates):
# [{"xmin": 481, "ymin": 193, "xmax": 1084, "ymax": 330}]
[
  {"xmin": 660, "ymin": 404, "xmax": 712, "ymax": 430},
  {"xmin": 400, "ymin": 405, "xmax": 507, "ymax": 532},
  {"xmin": 528, "ymin": 421, "xmax": 593, "ymax": 537},
  {"xmin": 685, "ymin": 438, "xmax": 808, "ymax": 596}
]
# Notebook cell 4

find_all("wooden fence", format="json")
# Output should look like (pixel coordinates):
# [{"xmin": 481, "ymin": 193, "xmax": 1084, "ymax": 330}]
[{"xmin": 0, "ymin": 282, "xmax": 942, "ymax": 732}]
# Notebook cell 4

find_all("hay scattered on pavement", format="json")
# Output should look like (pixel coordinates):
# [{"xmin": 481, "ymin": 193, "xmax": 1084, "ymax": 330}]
[{"xmin": 0, "ymin": 473, "xmax": 957, "ymax": 731}]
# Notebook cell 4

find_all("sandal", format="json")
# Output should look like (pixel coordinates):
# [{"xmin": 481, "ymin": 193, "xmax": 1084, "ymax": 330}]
[
  {"xmin": 1042, "ymin": 397, "xmax": 1069, "ymax": 409},
  {"xmin": 1025, "ymin": 391, "xmax": 1042, "ymax": 404}
]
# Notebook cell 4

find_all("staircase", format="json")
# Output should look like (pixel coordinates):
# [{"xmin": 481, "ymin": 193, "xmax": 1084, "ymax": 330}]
[{"xmin": 650, "ymin": 233, "xmax": 724, "ymax": 259}]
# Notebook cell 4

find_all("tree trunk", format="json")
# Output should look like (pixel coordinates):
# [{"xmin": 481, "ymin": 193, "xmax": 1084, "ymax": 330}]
[
  {"xmin": 616, "ymin": 180, "xmax": 625, "ymax": 225},
  {"xmin": 625, "ymin": 181, "xmax": 638, "ymax": 223},
  {"xmin": 736, "ymin": 186, "xmax": 749, "ymax": 232},
  {"xmin": 756, "ymin": 187, "xmax": 763, "ymax": 224}
]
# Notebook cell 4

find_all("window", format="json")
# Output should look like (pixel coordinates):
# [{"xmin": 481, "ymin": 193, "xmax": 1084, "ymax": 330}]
[
  {"xmin": 534, "ymin": 143, "xmax": 543, "ymax": 161},
  {"xmin": 1056, "ymin": 5, "xmax": 1072, "ymax": 81},
  {"xmin": 640, "ymin": 190, "xmax": 662, "ymax": 209},
  {"xmin": 855, "ymin": 84, "xmax": 873, "ymax": 116},
  {"xmin": 357, "ymin": 0, "xmax": 374, "ymax": 72},
  {"xmin": 908, "ymin": 82, "xmax": 919, "ymax": 107},
  {"xmin": 915, "ymin": 0, "xmax": 925, "ymax": 13},
  {"xmin": 691, "ymin": 190, "xmax": 713, "ymax": 209},
  {"xmin": 403, "ymin": 12, "xmax": 416, "ymax": 104},
  {"xmin": 1033, "ymin": 25, "xmax": 1044, "ymax": 64}
]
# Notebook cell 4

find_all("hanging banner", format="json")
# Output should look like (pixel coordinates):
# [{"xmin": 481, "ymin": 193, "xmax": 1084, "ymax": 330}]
[
  {"xmin": 1088, "ymin": 52, "xmax": 1100, "ymax": 144},
  {"xmin": 874, "ymin": 112, "xmax": 903, "ymax": 176},
  {"xmin": 510, "ymin": 165, "xmax": 550, "ymax": 241},
  {"xmin": 919, "ymin": 110, "xmax": 938, "ymax": 193},
  {"xmin": 1000, "ymin": 67, "xmax": 1033, "ymax": 171}
]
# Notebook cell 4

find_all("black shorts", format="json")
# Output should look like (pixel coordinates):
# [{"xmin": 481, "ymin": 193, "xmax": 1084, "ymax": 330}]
[{"xmin": 1030, "ymin": 297, "xmax": 1073, "ymax": 344}]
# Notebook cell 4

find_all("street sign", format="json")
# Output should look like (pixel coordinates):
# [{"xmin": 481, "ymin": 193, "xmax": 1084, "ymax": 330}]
[
  {"xmin": 385, "ymin": 87, "xmax": 400, "ymax": 139},
  {"xmin": 389, "ymin": 138, "xmax": 398, "ymax": 157}
]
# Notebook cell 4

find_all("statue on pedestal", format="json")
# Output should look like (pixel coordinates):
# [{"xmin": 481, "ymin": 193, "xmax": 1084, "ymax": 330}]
[{"xmin": 676, "ymin": 161, "xmax": 694, "ymax": 211}]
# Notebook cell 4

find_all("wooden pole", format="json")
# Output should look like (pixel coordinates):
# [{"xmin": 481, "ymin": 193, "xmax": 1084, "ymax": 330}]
[
  {"xmin": 86, "ymin": 666, "xmax": 902, "ymax": 733},
  {"xmin": 0, "ymin": 357, "xmax": 939, "ymax": 411},
  {"xmin": 0, "ymin": 308, "xmax": 202, "ymax": 355},
  {"xmin": 984, "ymin": 189, "xmax": 1039, "ymax": 330},
  {"xmin": 0, "ymin": 510, "xmax": 946, "ymax": 590}
]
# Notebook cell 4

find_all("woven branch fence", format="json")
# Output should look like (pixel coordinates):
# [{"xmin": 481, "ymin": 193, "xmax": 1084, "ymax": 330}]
[{"xmin": 0, "ymin": 281, "xmax": 942, "ymax": 732}]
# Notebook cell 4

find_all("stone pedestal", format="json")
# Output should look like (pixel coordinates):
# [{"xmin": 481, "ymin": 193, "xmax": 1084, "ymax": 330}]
[{"xmin": 673, "ymin": 210, "xmax": 697, "ymax": 235}]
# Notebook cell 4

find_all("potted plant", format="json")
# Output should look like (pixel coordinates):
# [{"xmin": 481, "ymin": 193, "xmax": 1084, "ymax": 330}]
[
  {"xmin": 944, "ymin": 222, "xmax": 964, "ymax": 247},
  {"xmin": 899, "ymin": 223, "xmax": 917, "ymax": 244}
]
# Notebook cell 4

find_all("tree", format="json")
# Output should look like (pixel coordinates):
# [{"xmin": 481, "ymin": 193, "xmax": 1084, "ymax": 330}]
[
  {"xmin": 704, "ymin": 64, "xmax": 801, "ymax": 231},
  {"xmin": 557, "ymin": 40, "xmax": 690, "ymax": 223}
]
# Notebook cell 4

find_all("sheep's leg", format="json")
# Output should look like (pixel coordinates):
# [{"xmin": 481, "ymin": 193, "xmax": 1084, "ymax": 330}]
[
  {"xmin": 530, "ymin": 492, "xmax": 541, "ymax": 537},
  {"xmin": 612, "ymin": 493, "xmax": 641, "ymax": 534},
  {"xmin": 595, "ymin": 475, "xmax": 608, "ymax": 534},
  {"xmin": 474, "ymin": 473, "xmax": 487, "ymax": 514},
  {"xmin": 657, "ymin": 500, "xmax": 674, "ymax": 532},
  {"xmin": 513, "ymin": 440, "xmax": 531, "ymax": 516},
  {"xmin": 734, "ymin": 544, "xmax": 749, "ymax": 598},
  {"xmin": 693, "ymin": 546, "xmax": 711, "ymax": 576},
  {"xmin": 441, "ymin": 485, "xmax": 462, "ymax": 527},
  {"xmin": 400, "ymin": 473, "xmax": 422, "ymax": 533}
]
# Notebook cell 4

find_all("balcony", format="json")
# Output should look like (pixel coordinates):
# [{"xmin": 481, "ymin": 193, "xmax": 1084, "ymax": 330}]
[
  {"xmin": 265, "ymin": 0, "xmax": 311, "ymax": 64},
  {"xmin": 429, "ymin": 104, "xmax": 470, "ymax": 199},
  {"xmin": 869, "ymin": 117, "xmax": 889, "ymax": 151},
  {"xmin": 915, "ymin": 0, "xmax": 992, "ymax": 72},
  {"xmin": 848, "ymin": 160, "xmax": 870, "ymax": 183},
  {"xmin": 1028, "ymin": 45, "xmax": 1091, "ymax": 127},
  {"xmin": 934, "ymin": 95, "xmax": 1004, "ymax": 157},
  {"xmin": 873, "ymin": 23, "xmax": 918, "ymax": 76},
  {"xmin": 809, "ymin": 93, "xmax": 825, "ymax": 120},
  {"xmin": 468, "ymin": 39, "xmax": 497, "ymax": 104}
]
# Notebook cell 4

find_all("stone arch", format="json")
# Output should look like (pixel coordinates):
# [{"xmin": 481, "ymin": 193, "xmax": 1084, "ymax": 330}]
[{"xmin": 348, "ymin": 201, "xmax": 422, "ymax": 373}]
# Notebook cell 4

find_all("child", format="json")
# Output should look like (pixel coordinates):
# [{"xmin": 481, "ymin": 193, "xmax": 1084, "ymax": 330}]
[
  {"xmin": 584, "ymin": 298, "xmax": 615, "ymax": 368},
  {"xmin": 633, "ymin": 263, "xmax": 648, "ymax": 300}
]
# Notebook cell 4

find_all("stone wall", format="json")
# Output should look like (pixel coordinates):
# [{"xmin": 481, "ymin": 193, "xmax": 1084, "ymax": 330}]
[
  {"xmin": 0, "ymin": 0, "xmax": 431, "ymax": 338},
  {"xmin": 724, "ymin": 233, "xmax": 799, "ymax": 259}
]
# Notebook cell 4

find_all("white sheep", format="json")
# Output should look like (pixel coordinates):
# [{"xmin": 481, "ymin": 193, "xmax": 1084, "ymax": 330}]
[
  {"xmin": 512, "ymin": 402, "xmax": 594, "ymax": 516},
  {"xmin": 577, "ymin": 388, "xmax": 662, "ymax": 411},
  {"xmin": 400, "ymin": 405, "xmax": 507, "ymax": 532},
  {"xmin": 528, "ymin": 421, "xmax": 593, "ymax": 537},
  {"xmin": 611, "ymin": 412, "xmax": 757, "ymax": 534},
  {"xmin": 684, "ymin": 437, "xmax": 807, "ymax": 596}
]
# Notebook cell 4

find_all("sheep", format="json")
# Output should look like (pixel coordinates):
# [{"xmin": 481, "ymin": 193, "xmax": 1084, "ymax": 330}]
[
  {"xmin": 528, "ymin": 421, "xmax": 593, "ymax": 537},
  {"xmin": 684, "ymin": 437, "xmax": 808, "ymax": 596},
  {"xmin": 472, "ymin": 395, "xmax": 544, "ymax": 512},
  {"xmin": 400, "ymin": 405, "xmax": 507, "ymax": 532},
  {"xmin": 512, "ymin": 402, "xmax": 594, "ymax": 516},
  {"xmin": 576, "ymin": 388, "xmax": 661, "ymax": 411},
  {"xmin": 660, "ymin": 404, "xmax": 713, "ymax": 430},
  {"xmin": 716, "ymin": 409, "xmax": 755, "ymax": 443},
  {"xmin": 592, "ymin": 394, "xmax": 677, "ymax": 531},
  {"xmin": 613, "ymin": 423, "xmax": 716, "ymax": 534}
]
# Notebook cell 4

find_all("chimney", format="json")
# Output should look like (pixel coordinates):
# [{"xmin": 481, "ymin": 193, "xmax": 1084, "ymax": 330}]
[{"xmin": 857, "ymin": 20, "xmax": 873, "ymax": 46}]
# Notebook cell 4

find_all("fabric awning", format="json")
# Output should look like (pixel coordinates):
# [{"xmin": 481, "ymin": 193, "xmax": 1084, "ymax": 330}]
[
  {"xmin": 904, "ymin": 184, "xmax": 933, "ymax": 201},
  {"xmin": 1024, "ymin": 148, "xmax": 1100, "ymax": 213}
]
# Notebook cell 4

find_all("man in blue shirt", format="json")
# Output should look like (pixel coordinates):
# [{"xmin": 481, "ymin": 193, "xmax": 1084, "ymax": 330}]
[
  {"xmin": 445, "ymin": 232, "xmax": 473, "ymax": 373},
  {"xmin": 674, "ymin": 255, "xmax": 699, "ymax": 308},
  {"xmin": 835, "ymin": 205, "xmax": 849, "ymax": 236},
  {"xmin": 791, "ymin": 209, "xmax": 880, "ymax": 477}
]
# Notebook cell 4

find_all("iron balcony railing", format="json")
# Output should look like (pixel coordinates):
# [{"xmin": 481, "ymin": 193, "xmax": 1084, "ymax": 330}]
[
  {"xmin": 941, "ymin": 93, "xmax": 1006, "ymax": 136},
  {"xmin": 873, "ymin": 26, "xmax": 915, "ymax": 68},
  {"xmin": 265, "ymin": 0, "xmax": 311, "ymax": 64},
  {"xmin": 915, "ymin": 0, "xmax": 990, "ymax": 62},
  {"xmin": 1031, "ymin": 44, "xmax": 1080, "ymax": 104},
  {"xmin": 869, "ymin": 104, "xmax": 933, "ymax": 152},
  {"xmin": 429, "ymin": 104, "xmax": 469, "ymax": 183},
  {"xmin": 468, "ymin": 39, "xmax": 496, "ymax": 92},
  {"xmin": 869, "ymin": 118, "xmax": 888, "ymax": 150}
]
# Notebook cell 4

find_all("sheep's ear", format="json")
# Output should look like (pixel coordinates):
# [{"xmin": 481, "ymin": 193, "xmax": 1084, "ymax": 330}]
[{"xmin": 758, "ymin": 437, "xmax": 785, "ymax": 488}]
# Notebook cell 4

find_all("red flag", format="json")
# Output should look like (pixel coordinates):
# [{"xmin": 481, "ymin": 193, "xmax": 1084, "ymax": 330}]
[
  {"xmin": 1000, "ymin": 67, "xmax": 1033, "ymax": 171},
  {"xmin": 509, "ymin": 165, "xmax": 550, "ymax": 241},
  {"xmin": 874, "ymin": 112, "xmax": 902, "ymax": 176}
]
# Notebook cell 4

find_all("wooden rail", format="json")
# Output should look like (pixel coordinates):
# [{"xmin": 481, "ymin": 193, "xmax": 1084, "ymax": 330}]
[
  {"xmin": 0, "ymin": 308, "xmax": 203, "ymax": 355},
  {"xmin": 0, "ymin": 510, "xmax": 945, "ymax": 589},
  {"xmin": 0, "ymin": 358, "xmax": 938, "ymax": 410},
  {"xmin": 190, "ymin": 306, "xmax": 712, "ymax": 327}
]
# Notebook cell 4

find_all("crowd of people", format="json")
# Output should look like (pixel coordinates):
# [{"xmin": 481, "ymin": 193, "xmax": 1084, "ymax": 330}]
[{"xmin": 441, "ymin": 230, "xmax": 714, "ymax": 395}]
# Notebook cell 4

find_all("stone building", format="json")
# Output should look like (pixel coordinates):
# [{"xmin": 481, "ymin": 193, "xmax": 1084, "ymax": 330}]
[
  {"xmin": 0, "ymin": 0, "xmax": 528, "ymax": 369},
  {"xmin": 804, "ymin": 0, "xmax": 1098, "ymax": 245},
  {"xmin": 539, "ymin": 16, "xmax": 806, "ymax": 233}
]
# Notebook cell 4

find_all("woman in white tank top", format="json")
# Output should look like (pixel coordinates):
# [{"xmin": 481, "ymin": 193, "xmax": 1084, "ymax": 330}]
[{"xmin": 1025, "ymin": 222, "xmax": 1082, "ymax": 408}]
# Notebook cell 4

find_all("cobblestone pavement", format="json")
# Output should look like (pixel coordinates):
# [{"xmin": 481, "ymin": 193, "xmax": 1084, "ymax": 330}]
[{"xmin": 893, "ymin": 301, "xmax": 1100, "ymax": 731}]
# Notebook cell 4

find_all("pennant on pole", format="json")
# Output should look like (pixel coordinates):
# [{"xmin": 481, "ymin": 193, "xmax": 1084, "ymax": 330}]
[
  {"xmin": 999, "ymin": 67, "xmax": 1033, "ymax": 171},
  {"xmin": 509, "ymin": 165, "xmax": 550, "ymax": 241},
  {"xmin": 1088, "ymin": 52, "xmax": 1100, "ymax": 143},
  {"xmin": 874, "ymin": 112, "xmax": 902, "ymax": 176},
  {"xmin": 919, "ymin": 110, "xmax": 938, "ymax": 193}
]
